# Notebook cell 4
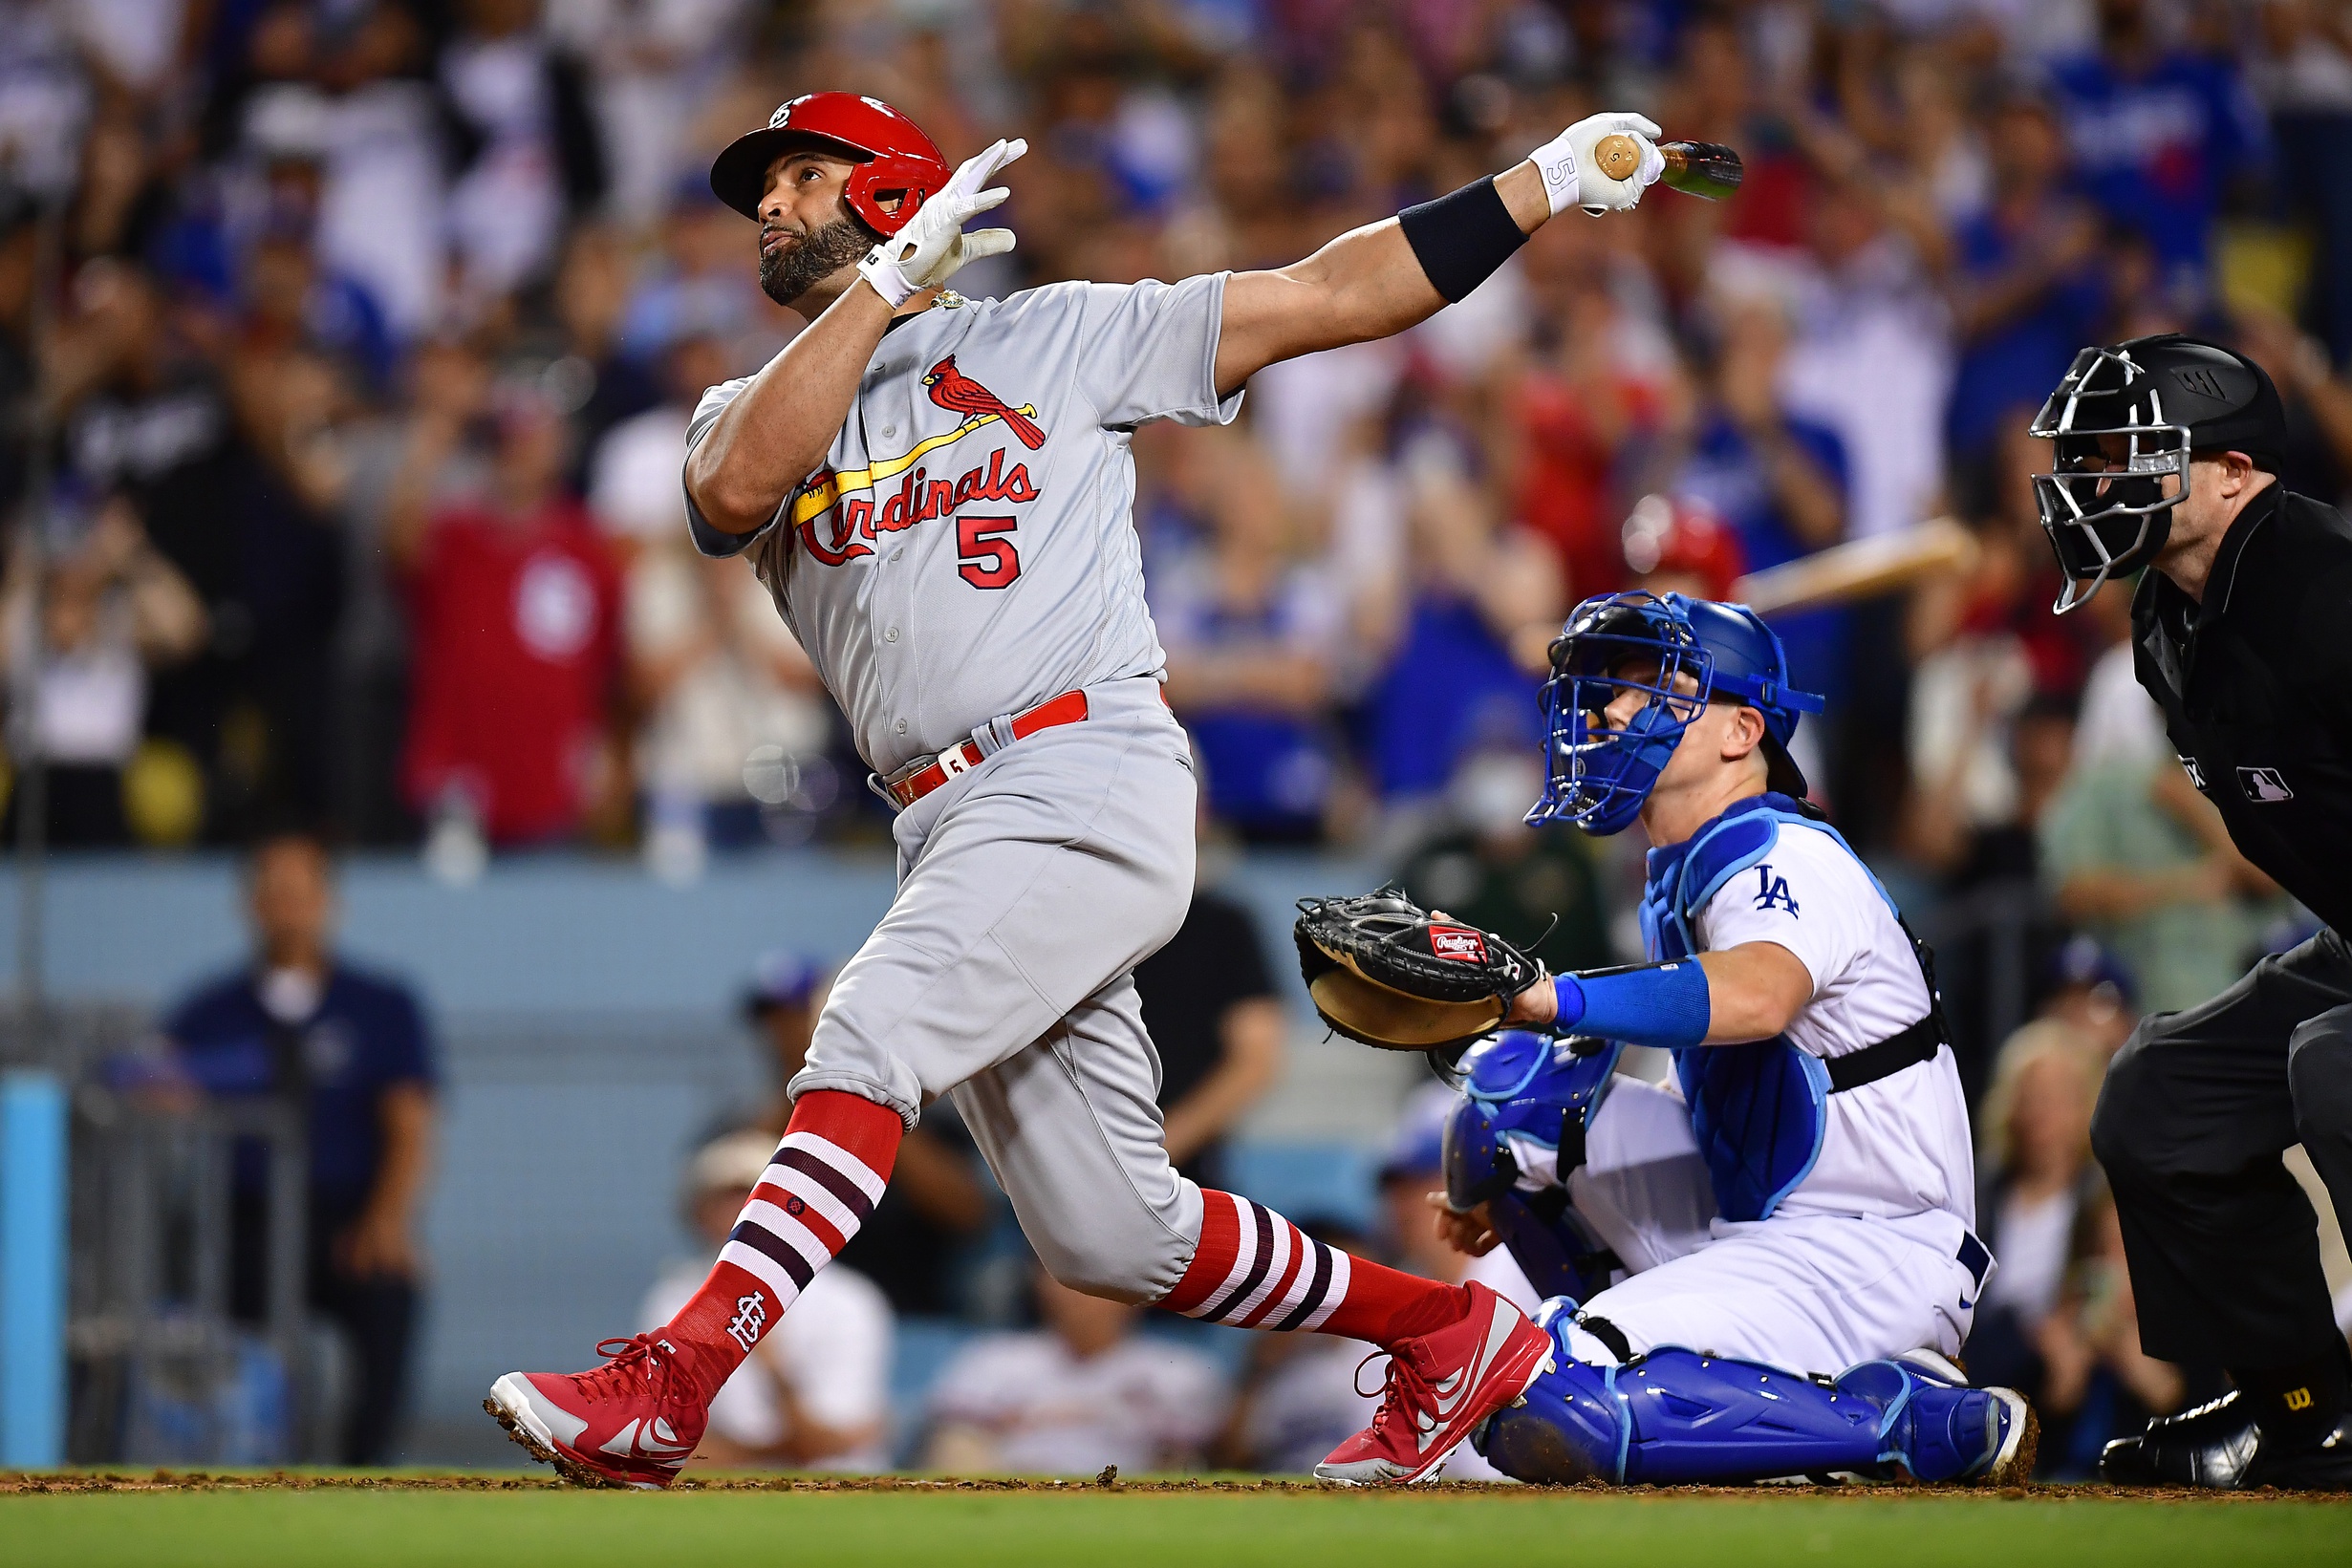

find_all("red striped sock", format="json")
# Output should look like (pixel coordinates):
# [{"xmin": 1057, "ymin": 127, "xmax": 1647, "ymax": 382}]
[
  {"xmin": 660, "ymin": 1090, "xmax": 901, "ymax": 1401},
  {"xmin": 1160, "ymin": 1190, "xmax": 1471, "ymax": 1349}
]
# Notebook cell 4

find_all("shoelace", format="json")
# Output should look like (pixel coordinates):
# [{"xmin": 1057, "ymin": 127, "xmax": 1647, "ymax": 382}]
[
  {"xmin": 574, "ymin": 1334, "xmax": 668, "ymax": 1403},
  {"xmin": 1353, "ymin": 1349, "xmax": 1437, "ymax": 1439}
]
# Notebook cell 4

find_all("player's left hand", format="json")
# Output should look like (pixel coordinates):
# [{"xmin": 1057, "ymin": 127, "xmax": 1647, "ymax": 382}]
[
  {"xmin": 1532, "ymin": 112, "xmax": 1665, "ymax": 215},
  {"xmin": 1426, "ymin": 1191, "xmax": 1502, "ymax": 1257},
  {"xmin": 858, "ymin": 137, "xmax": 1026, "ymax": 308}
]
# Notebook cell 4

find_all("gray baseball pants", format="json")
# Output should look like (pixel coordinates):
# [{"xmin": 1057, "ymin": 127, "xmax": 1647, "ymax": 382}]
[{"xmin": 789, "ymin": 676, "xmax": 1207, "ymax": 1302}]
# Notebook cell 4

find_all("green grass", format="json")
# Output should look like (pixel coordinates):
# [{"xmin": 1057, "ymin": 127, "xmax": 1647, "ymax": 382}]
[{"xmin": 7, "ymin": 1486, "xmax": 2351, "ymax": 1568}]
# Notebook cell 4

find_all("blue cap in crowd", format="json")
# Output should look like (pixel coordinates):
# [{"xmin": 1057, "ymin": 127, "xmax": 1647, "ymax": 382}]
[
  {"xmin": 2048, "ymin": 934, "xmax": 2137, "ymax": 1008},
  {"xmin": 742, "ymin": 951, "xmax": 826, "ymax": 1018},
  {"xmin": 1377, "ymin": 1081, "xmax": 1460, "ymax": 1184}
]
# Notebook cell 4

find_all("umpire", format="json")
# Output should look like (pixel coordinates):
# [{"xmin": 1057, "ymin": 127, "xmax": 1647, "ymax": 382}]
[{"xmin": 2035, "ymin": 333, "xmax": 2352, "ymax": 1488}]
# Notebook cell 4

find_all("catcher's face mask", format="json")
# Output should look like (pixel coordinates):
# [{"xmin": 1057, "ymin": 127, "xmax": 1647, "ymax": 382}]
[
  {"xmin": 2030, "ymin": 345, "xmax": 2188, "ymax": 613},
  {"xmin": 1529, "ymin": 592, "xmax": 1713, "ymax": 835}
]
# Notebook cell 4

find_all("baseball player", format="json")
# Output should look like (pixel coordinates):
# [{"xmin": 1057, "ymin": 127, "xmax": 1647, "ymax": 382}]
[
  {"xmin": 1304, "ymin": 592, "xmax": 2036, "ymax": 1484},
  {"xmin": 486, "ymin": 91, "xmax": 1671, "ymax": 1487}
]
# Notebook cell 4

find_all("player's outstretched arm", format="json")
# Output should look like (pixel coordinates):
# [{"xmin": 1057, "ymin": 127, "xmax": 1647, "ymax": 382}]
[
  {"xmin": 1212, "ymin": 113, "xmax": 1664, "ymax": 395},
  {"xmin": 1503, "ymin": 940, "xmax": 1813, "ymax": 1047}
]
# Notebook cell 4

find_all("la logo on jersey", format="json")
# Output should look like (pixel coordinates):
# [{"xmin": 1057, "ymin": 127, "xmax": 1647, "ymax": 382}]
[
  {"xmin": 1753, "ymin": 865, "xmax": 1800, "ymax": 915},
  {"xmin": 725, "ymin": 1290, "xmax": 769, "ymax": 1352},
  {"xmin": 792, "ymin": 356, "xmax": 1047, "ymax": 567},
  {"xmin": 2238, "ymin": 766, "xmax": 2294, "ymax": 803}
]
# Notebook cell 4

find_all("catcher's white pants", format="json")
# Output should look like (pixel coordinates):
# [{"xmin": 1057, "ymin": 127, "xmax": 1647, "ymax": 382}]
[
  {"xmin": 1563, "ymin": 1078, "xmax": 1985, "ymax": 1375},
  {"xmin": 790, "ymin": 677, "xmax": 1207, "ymax": 1303}
]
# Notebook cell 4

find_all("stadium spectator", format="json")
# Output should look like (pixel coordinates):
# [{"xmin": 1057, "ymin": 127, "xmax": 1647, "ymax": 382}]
[
  {"xmin": 1966, "ymin": 1020, "xmax": 2109, "ymax": 1464},
  {"xmin": 158, "ymin": 832, "xmax": 438, "ymax": 1465},
  {"xmin": 616, "ymin": 182, "xmax": 772, "ymax": 366},
  {"xmin": 2251, "ymin": 0, "xmax": 2352, "ymax": 368},
  {"xmin": 921, "ymin": 1265, "xmax": 1228, "ymax": 1476},
  {"xmin": 552, "ymin": 225, "xmax": 664, "ymax": 491},
  {"xmin": 740, "ymin": 953, "xmax": 991, "ymax": 1319},
  {"xmin": 388, "ymin": 376, "xmax": 623, "ymax": 848},
  {"xmin": 0, "ymin": 495, "xmax": 206, "ymax": 845},
  {"xmin": 2040, "ymin": 712, "xmax": 2284, "ymax": 1016},
  {"xmin": 437, "ymin": 0, "xmax": 608, "ymax": 311},
  {"xmin": 2229, "ymin": 304, "xmax": 2352, "ymax": 509},
  {"xmin": 1941, "ymin": 92, "xmax": 2107, "ymax": 465},
  {"xmin": 1155, "ymin": 425, "xmax": 1347, "ymax": 842},
  {"xmin": 1670, "ymin": 298, "xmax": 1850, "ymax": 706},
  {"xmin": 551, "ymin": 0, "xmax": 754, "ymax": 231},
  {"xmin": 2039, "ymin": 934, "xmax": 2142, "ymax": 1060},
  {"xmin": 1359, "ymin": 433, "xmax": 1561, "ymax": 804},
  {"xmin": 596, "ymin": 333, "xmax": 831, "ymax": 858},
  {"xmin": 1774, "ymin": 174, "xmax": 1953, "ymax": 548},
  {"xmin": 1134, "ymin": 885, "xmax": 1286, "ymax": 1192},
  {"xmin": 640, "ymin": 1130, "xmax": 893, "ymax": 1471},
  {"xmin": 2033, "ymin": 1189, "xmax": 2189, "ymax": 1477},
  {"xmin": 1495, "ymin": 211, "xmax": 1676, "ymax": 604},
  {"xmin": 2046, "ymin": 0, "xmax": 2270, "ymax": 302}
]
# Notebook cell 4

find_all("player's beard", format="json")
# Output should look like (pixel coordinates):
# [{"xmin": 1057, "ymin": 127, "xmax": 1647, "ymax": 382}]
[{"xmin": 758, "ymin": 217, "xmax": 873, "ymax": 308}]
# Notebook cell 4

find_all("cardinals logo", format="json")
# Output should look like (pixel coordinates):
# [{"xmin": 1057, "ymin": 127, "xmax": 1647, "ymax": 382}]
[
  {"xmin": 786, "ymin": 363, "xmax": 1047, "ymax": 567},
  {"xmin": 924, "ymin": 356, "xmax": 1046, "ymax": 450}
]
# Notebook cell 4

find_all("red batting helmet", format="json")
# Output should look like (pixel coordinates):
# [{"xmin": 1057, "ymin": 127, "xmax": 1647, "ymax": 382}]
[
  {"xmin": 708, "ymin": 93, "xmax": 950, "ymax": 237},
  {"xmin": 1621, "ymin": 493, "xmax": 1745, "ymax": 602}
]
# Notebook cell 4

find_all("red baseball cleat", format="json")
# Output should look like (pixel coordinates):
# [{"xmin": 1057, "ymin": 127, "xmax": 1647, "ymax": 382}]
[
  {"xmin": 485, "ymin": 1334, "xmax": 711, "ymax": 1489},
  {"xmin": 1315, "ymin": 1281, "xmax": 1555, "ymax": 1485}
]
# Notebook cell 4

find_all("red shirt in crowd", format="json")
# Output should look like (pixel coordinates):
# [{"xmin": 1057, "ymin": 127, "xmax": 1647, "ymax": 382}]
[
  {"xmin": 1508, "ymin": 369, "xmax": 1668, "ymax": 602},
  {"xmin": 401, "ymin": 498, "xmax": 622, "ymax": 845}
]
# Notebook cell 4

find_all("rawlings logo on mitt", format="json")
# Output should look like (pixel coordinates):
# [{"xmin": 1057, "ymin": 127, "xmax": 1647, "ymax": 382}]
[{"xmin": 1293, "ymin": 889, "xmax": 1542, "ymax": 1051}]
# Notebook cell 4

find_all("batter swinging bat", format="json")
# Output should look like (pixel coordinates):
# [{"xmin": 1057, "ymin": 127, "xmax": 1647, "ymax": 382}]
[
  {"xmin": 1594, "ymin": 136, "xmax": 1744, "ymax": 201},
  {"xmin": 1731, "ymin": 518, "xmax": 1978, "ymax": 615}
]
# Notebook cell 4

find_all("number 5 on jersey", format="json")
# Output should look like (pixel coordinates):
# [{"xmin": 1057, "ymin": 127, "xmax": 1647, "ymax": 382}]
[{"xmin": 958, "ymin": 514, "xmax": 1020, "ymax": 589}]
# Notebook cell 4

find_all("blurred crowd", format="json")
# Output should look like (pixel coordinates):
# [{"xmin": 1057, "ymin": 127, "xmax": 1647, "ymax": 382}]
[{"xmin": 7, "ymin": 0, "xmax": 2352, "ymax": 870}]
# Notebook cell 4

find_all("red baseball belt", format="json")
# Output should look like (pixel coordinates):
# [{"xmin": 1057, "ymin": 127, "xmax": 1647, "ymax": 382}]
[{"xmin": 880, "ymin": 689, "xmax": 1091, "ymax": 809}]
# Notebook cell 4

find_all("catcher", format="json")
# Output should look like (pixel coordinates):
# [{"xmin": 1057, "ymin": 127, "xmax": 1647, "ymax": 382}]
[{"xmin": 1297, "ymin": 591, "xmax": 2037, "ymax": 1484}]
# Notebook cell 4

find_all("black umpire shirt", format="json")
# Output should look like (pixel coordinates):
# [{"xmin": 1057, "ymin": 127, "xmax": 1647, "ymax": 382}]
[{"xmin": 2131, "ymin": 481, "xmax": 2352, "ymax": 934}]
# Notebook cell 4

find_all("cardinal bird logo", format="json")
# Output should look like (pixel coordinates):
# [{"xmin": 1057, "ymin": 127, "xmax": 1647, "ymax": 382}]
[{"xmin": 923, "ymin": 356, "xmax": 1047, "ymax": 450}]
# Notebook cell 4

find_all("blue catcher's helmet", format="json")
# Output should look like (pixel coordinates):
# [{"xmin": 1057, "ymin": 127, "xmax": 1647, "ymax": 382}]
[{"xmin": 1527, "ymin": 591, "xmax": 1823, "ymax": 834}]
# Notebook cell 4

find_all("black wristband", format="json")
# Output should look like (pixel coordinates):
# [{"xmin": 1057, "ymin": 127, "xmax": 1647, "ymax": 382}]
[{"xmin": 1398, "ymin": 176, "xmax": 1529, "ymax": 304}]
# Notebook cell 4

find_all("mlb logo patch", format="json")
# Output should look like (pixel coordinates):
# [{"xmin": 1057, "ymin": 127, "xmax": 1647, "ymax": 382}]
[
  {"xmin": 2238, "ymin": 766, "xmax": 2294, "ymax": 803},
  {"xmin": 1429, "ymin": 926, "xmax": 1488, "ymax": 962}
]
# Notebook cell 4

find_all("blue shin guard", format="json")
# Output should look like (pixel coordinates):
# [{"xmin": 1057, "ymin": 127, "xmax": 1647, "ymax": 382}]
[{"xmin": 1476, "ymin": 1311, "xmax": 2030, "ymax": 1485}]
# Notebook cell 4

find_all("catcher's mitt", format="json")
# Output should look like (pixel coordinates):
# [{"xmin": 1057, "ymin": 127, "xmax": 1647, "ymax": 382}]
[{"xmin": 1293, "ymin": 889, "xmax": 1543, "ymax": 1051}]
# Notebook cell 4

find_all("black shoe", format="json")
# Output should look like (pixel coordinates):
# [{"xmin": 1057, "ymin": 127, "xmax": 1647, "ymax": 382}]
[{"xmin": 2101, "ymin": 1391, "xmax": 2352, "ymax": 1490}]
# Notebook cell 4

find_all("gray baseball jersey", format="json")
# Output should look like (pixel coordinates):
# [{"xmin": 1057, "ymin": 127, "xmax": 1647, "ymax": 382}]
[{"xmin": 684, "ymin": 272, "xmax": 1242, "ymax": 775}]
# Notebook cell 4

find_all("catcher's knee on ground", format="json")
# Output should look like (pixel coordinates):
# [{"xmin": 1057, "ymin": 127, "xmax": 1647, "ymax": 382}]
[{"xmin": 1477, "ymin": 1311, "xmax": 2023, "ymax": 1485}]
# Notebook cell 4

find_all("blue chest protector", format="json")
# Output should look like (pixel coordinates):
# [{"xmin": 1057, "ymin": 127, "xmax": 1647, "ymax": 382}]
[{"xmin": 1641, "ymin": 793, "xmax": 1932, "ymax": 1224}]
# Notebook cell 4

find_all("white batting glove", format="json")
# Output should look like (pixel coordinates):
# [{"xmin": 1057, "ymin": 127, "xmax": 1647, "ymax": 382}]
[
  {"xmin": 1528, "ymin": 112, "xmax": 1666, "ymax": 216},
  {"xmin": 857, "ymin": 138, "xmax": 1025, "ymax": 308}
]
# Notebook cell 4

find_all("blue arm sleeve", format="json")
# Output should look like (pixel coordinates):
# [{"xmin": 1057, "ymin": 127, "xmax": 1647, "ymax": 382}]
[{"xmin": 1553, "ymin": 960, "xmax": 1711, "ymax": 1050}]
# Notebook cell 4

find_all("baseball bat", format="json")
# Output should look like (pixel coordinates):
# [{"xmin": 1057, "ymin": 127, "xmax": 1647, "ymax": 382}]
[
  {"xmin": 1731, "ymin": 518, "xmax": 1978, "ymax": 615},
  {"xmin": 1594, "ymin": 136, "xmax": 1744, "ymax": 201},
  {"xmin": 1506, "ymin": 517, "xmax": 1978, "ymax": 676}
]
